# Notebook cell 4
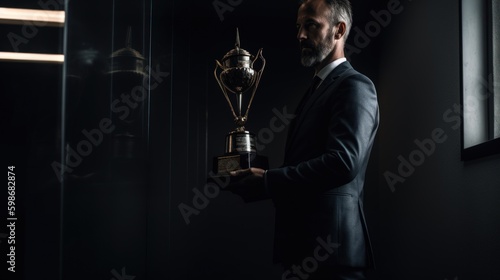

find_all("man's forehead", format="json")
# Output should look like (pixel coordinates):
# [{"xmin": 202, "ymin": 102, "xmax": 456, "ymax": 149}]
[
  {"xmin": 297, "ymin": 0, "xmax": 330, "ymax": 20},
  {"xmin": 297, "ymin": 5, "xmax": 329, "ymax": 22}
]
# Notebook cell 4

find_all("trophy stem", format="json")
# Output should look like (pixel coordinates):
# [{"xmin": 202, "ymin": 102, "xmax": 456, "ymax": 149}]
[{"xmin": 237, "ymin": 93, "xmax": 243, "ymax": 116}]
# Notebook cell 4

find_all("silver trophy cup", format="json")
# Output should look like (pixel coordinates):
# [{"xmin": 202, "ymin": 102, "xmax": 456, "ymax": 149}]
[{"xmin": 213, "ymin": 29, "xmax": 268, "ymax": 175}]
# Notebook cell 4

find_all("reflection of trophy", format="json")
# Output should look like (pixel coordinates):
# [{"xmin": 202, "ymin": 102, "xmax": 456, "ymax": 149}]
[
  {"xmin": 213, "ymin": 29, "xmax": 268, "ymax": 176},
  {"xmin": 107, "ymin": 26, "xmax": 147, "ymax": 160}
]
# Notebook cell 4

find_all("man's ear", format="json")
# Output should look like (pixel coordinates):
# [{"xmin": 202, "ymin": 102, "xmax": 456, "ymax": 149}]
[{"xmin": 335, "ymin": 22, "xmax": 347, "ymax": 39}]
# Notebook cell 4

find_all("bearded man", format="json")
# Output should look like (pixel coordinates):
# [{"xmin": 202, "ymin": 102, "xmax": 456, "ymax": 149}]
[{"xmin": 230, "ymin": 0, "xmax": 379, "ymax": 279}]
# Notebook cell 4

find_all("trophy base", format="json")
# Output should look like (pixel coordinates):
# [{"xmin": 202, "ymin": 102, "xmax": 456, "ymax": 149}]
[
  {"xmin": 212, "ymin": 152, "xmax": 268, "ymax": 178},
  {"xmin": 208, "ymin": 153, "xmax": 268, "ymax": 194}
]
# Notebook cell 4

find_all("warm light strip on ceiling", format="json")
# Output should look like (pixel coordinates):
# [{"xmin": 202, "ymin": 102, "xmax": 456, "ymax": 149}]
[
  {"xmin": 0, "ymin": 52, "xmax": 64, "ymax": 63},
  {"xmin": 0, "ymin": 7, "xmax": 65, "ymax": 27}
]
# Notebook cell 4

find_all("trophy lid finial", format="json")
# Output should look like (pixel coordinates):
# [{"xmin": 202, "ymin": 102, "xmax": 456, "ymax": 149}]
[
  {"xmin": 236, "ymin": 28, "xmax": 240, "ymax": 49},
  {"xmin": 221, "ymin": 27, "xmax": 251, "ymax": 61},
  {"xmin": 126, "ymin": 26, "xmax": 132, "ymax": 48}
]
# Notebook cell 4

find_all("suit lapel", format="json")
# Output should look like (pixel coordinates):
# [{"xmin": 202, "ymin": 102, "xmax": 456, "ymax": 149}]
[{"xmin": 285, "ymin": 62, "xmax": 353, "ymax": 155}]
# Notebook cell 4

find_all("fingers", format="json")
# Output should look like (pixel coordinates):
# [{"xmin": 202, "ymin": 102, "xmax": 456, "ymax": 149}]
[
  {"xmin": 230, "ymin": 169, "xmax": 251, "ymax": 176},
  {"xmin": 229, "ymin": 168, "xmax": 266, "ymax": 177},
  {"xmin": 250, "ymin": 167, "xmax": 266, "ymax": 177}
]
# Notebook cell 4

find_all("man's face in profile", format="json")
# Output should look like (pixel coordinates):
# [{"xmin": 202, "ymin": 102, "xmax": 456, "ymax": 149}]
[{"xmin": 296, "ymin": 0, "xmax": 336, "ymax": 67}]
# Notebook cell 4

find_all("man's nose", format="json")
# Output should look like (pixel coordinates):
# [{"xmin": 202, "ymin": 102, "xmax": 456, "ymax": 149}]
[{"xmin": 297, "ymin": 26, "xmax": 307, "ymax": 41}]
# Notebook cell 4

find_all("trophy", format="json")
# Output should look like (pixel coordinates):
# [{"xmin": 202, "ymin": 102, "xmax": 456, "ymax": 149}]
[{"xmin": 212, "ymin": 29, "xmax": 268, "ymax": 176}]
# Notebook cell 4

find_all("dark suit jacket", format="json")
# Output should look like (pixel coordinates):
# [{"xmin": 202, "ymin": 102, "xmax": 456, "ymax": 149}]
[{"xmin": 266, "ymin": 61, "xmax": 379, "ymax": 268}]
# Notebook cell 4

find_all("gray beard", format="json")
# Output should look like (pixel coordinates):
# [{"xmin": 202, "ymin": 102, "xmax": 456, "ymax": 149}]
[
  {"xmin": 300, "ymin": 32, "xmax": 334, "ymax": 67},
  {"xmin": 301, "ymin": 48, "xmax": 329, "ymax": 67}
]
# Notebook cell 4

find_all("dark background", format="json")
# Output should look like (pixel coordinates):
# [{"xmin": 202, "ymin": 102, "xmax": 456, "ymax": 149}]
[{"xmin": 1, "ymin": 0, "xmax": 499, "ymax": 279}]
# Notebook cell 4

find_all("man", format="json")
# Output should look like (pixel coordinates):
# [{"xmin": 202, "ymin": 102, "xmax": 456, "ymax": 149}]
[{"xmin": 230, "ymin": 0, "xmax": 379, "ymax": 279}]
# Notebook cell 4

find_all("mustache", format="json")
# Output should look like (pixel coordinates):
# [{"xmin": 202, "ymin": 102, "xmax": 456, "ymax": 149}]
[{"xmin": 300, "ymin": 41, "xmax": 315, "ymax": 50}]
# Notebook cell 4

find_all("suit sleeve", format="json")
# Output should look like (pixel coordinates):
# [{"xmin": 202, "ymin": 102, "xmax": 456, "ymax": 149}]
[{"xmin": 265, "ymin": 73, "xmax": 379, "ymax": 196}]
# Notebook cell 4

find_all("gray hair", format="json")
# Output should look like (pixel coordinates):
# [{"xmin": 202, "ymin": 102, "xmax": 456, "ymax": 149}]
[{"xmin": 301, "ymin": 0, "xmax": 353, "ymax": 40}]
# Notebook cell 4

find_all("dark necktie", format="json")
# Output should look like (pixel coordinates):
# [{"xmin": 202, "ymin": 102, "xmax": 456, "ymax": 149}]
[
  {"xmin": 294, "ymin": 75, "xmax": 322, "ymax": 116},
  {"xmin": 285, "ymin": 75, "xmax": 322, "ymax": 156}
]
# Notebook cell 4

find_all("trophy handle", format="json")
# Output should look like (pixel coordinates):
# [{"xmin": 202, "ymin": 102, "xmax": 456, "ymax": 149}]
[
  {"xmin": 251, "ymin": 48, "xmax": 266, "ymax": 71},
  {"xmin": 214, "ymin": 60, "xmax": 239, "ymax": 121},
  {"xmin": 244, "ymin": 48, "xmax": 266, "ymax": 120}
]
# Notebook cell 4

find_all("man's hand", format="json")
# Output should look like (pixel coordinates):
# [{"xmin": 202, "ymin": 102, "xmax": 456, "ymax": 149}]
[
  {"xmin": 230, "ymin": 167, "xmax": 265, "ymax": 178},
  {"xmin": 228, "ymin": 168, "xmax": 267, "ymax": 202}
]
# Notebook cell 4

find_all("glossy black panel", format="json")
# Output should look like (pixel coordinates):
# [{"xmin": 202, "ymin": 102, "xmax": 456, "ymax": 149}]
[{"xmin": 61, "ymin": 1, "xmax": 152, "ymax": 279}]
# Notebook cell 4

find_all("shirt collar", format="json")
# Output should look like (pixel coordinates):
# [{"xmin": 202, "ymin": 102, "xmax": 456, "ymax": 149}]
[{"xmin": 315, "ymin": 57, "xmax": 347, "ymax": 83}]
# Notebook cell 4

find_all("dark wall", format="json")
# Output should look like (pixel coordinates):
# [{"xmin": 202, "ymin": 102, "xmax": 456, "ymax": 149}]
[{"xmin": 374, "ymin": 0, "xmax": 500, "ymax": 279}]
